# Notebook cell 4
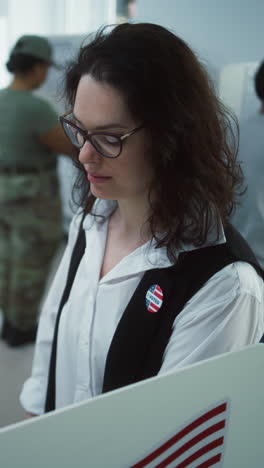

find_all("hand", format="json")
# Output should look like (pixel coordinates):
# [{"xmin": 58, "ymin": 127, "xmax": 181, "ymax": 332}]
[{"xmin": 25, "ymin": 412, "xmax": 38, "ymax": 419}]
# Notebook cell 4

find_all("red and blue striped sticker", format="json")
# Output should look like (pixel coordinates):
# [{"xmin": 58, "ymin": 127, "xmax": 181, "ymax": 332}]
[{"xmin": 145, "ymin": 284, "xmax": 164, "ymax": 313}]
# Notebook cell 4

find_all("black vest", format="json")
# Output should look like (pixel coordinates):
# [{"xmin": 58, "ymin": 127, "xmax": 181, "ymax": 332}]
[{"xmin": 45, "ymin": 223, "xmax": 263, "ymax": 412}]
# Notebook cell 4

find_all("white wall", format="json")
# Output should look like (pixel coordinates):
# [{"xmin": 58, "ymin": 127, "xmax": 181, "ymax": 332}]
[{"xmin": 136, "ymin": 0, "xmax": 264, "ymax": 74}]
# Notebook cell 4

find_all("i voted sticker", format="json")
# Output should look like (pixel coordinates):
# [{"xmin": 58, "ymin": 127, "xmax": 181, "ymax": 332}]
[{"xmin": 146, "ymin": 284, "xmax": 164, "ymax": 313}]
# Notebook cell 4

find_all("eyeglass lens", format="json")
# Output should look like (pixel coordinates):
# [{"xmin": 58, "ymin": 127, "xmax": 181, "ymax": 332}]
[{"xmin": 62, "ymin": 120, "xmax": 121, "ymax": 158}]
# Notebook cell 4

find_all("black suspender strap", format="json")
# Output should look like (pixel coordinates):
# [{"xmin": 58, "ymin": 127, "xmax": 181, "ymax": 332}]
[
  {"xmin": 44, "ymin": 218, "xmax": 86, "ymax": 412},
  {"xmin": 102, "ymin": 244, "xmax": 237, "ymax": 393}
]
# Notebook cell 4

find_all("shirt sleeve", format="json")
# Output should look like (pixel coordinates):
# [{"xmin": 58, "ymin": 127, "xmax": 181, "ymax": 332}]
[
  {"xmin": 19, "ymin": 213, "xmax": 82, "ymax": 415},
  {"xmin": 159, "ymin": 261, "xmax": 264, "ymax": 375},
  {"xmin": 32, "ymin": 98, "xmax": 58, "ymax": 136}
]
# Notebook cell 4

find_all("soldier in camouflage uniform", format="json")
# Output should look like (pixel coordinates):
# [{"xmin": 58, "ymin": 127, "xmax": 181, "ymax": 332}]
[
  {"xmin": 0, "ymin": 170, "xmax": 62, "ymax": 331},
  {"xmin": 0, "ymin": 35, "xmax": 75, "ymax": 346}
]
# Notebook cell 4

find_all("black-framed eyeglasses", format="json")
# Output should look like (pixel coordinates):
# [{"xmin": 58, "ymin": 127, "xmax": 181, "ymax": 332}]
[{"xmin": 59, "ymin": 111, "xmax": 144, "ymax": 158}]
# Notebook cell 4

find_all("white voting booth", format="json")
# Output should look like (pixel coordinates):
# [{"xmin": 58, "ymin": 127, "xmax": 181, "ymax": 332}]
[
  {"xmin": 219, "ymin": 61, "xmax": 259, "ymax": 121},
  {"xmin": 0, "ymin": 344, "xmax": 263, "ymax": 467}
]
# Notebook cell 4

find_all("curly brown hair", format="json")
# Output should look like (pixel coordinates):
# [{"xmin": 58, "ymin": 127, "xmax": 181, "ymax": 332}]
[{"xmin": 64, "ymin": 22, "xmax": 243, "ymax": 260}]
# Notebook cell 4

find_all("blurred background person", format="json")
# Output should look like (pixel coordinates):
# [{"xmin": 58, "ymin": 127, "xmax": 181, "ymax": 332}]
[
  {"xmin": 116, "ymin": 0, "xmax": 137, "ymax": 23},
  {"xmin": 0, "ymin": 34, "xmax": 75, "ymax": 347},
  {"xmin": 231, "ymin": 61, "xmax": 264, "ymax": 269},
  {"xmin": 127, "ymin": 0, "xmax": 137, "ymax": 20}
]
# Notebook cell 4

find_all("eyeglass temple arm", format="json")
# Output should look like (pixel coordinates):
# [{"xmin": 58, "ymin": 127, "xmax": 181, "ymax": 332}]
[{"xmin": 120, "ymin": 125, "xmax": 144, "ymax": 141}]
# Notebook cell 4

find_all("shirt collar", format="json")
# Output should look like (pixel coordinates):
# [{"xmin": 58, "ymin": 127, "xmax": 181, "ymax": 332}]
[{"xmin": 82, "ymin": 199, "xmax": 226, "ymax": 280}]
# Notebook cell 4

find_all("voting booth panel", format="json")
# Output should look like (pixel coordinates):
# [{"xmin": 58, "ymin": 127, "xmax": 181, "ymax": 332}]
[
  {"xmin": 0, "ymin": 344, "xmax": 263, "ymax": 467},
  {"xmin": 219, "ymin": 61, "xmax": 259, "ymax": 121}
]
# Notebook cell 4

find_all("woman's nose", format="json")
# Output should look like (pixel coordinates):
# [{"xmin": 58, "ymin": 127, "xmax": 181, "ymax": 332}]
[{"xmin": 78, "ymin": 139, "xmax": 101, "ymax": 165}]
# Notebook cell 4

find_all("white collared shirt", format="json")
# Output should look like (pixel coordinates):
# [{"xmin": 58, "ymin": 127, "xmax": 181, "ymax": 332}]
[{"xmin": 20, "ymin": 200, "xmax": 264, "ymax": 414}]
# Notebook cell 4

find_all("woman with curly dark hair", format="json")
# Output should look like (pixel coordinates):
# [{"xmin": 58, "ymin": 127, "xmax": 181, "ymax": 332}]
[{"xmin": 20, "ymin": 23, "xmax": 264, "ymax": 415}]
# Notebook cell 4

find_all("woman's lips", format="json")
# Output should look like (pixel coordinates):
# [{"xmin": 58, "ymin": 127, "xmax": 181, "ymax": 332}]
[{"xmin": 87, "ymin": 173, "xmax": 111, "ymax": 183}]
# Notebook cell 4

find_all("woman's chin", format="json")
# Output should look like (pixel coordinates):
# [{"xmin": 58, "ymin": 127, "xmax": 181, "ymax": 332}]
[{"xmin": 90, "ymin": 186, "xmax": 113, "ymax": 200}]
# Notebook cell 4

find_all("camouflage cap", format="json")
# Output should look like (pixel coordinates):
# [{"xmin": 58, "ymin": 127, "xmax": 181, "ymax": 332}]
[{"xmin": 10, "ymin": 35, "xmax": 56, "ymax": 66}]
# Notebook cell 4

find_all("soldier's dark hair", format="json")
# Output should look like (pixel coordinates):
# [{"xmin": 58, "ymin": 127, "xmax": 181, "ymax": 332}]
[
  {"xmin": 6, "ymin": 53, "xmax": 46, "ymax": 74},
  {"xmin": 65, "ymin": 22, "xmax": 243, "ymax": 260}
]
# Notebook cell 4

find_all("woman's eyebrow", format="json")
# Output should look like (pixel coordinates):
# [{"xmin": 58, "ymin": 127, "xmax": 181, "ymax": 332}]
[{"xmin": 72, "ymin": 112, "xmax": 128, "ymax": 131}]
